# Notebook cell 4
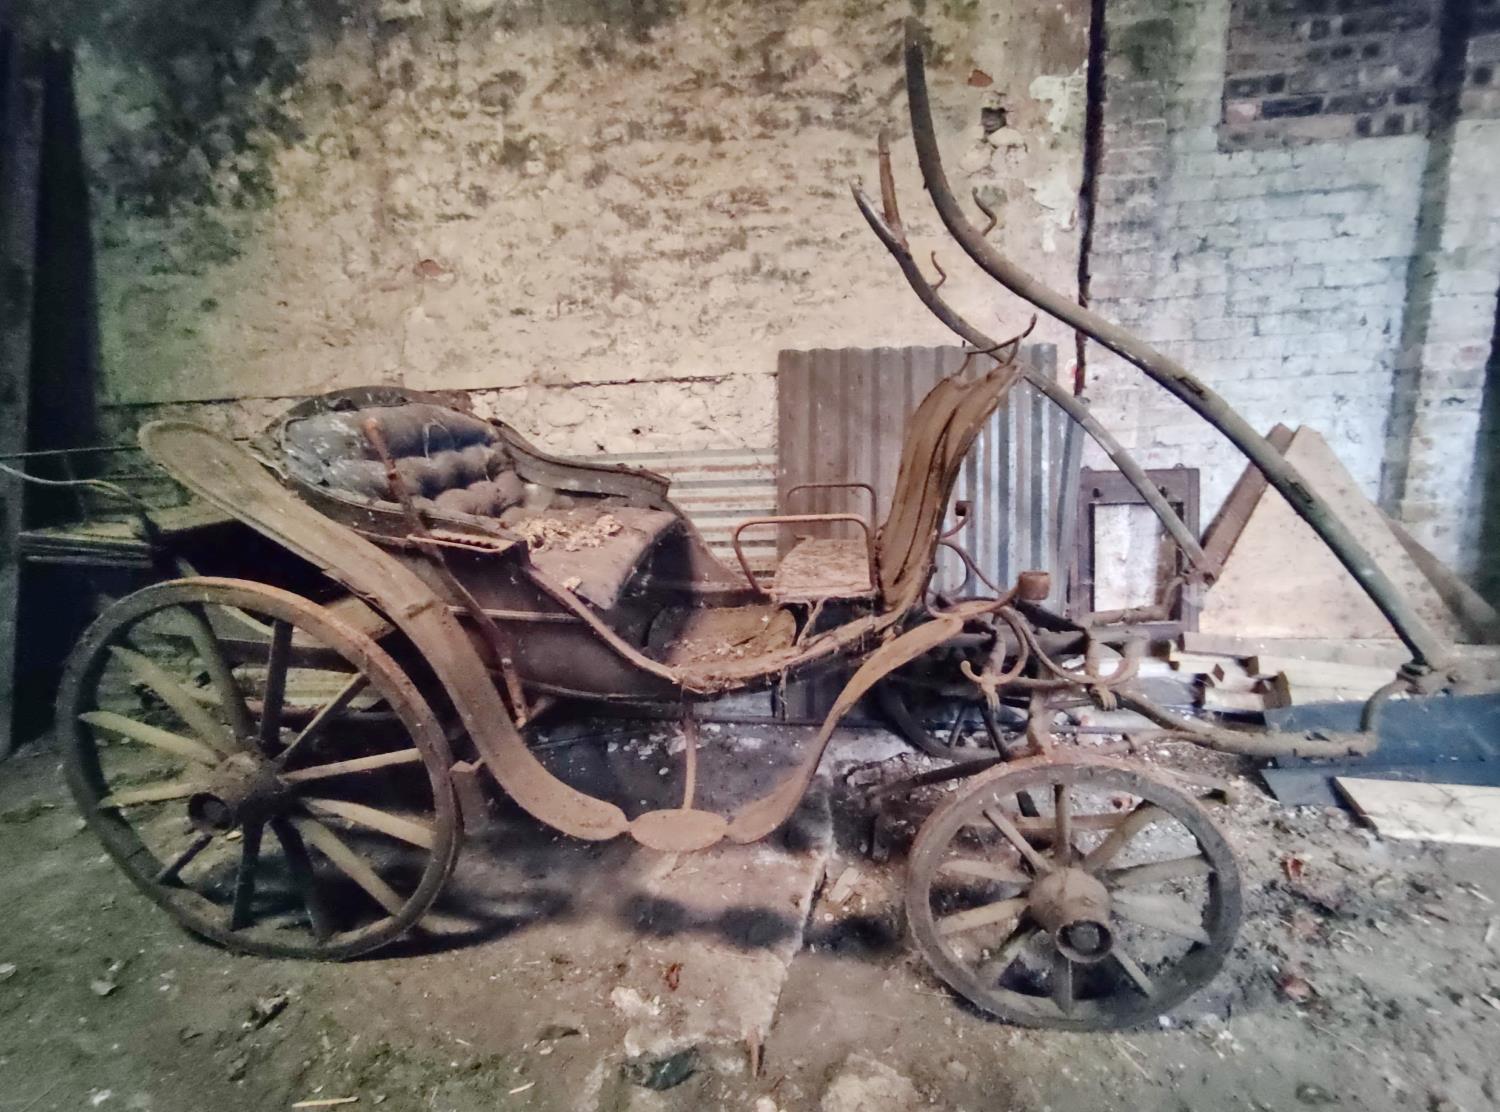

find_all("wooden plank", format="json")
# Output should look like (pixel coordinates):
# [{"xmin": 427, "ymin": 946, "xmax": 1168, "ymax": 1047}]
[
  {"xmin": 1200, "ymin": 423, "xmax": 1293, "ymax": 574},
  {"xmin": 1335, "ymin": 778, "xmax": 1500, "ymax": 848},
  {"xmin": 1249, "ymin": 655, "xmax": 1398, "ymax": 689},
  {"xmin": 1197, "ymin": 685, "xmax": 1268, "ymax": 713},
  {"xmin": 1262, "ymin": 761, "xmax": 1500, "ymax": 808},
  {"xmin": 1199, "ymin": 427, "xmax": 1470, "ymax": 643},
  {"xmin": 1181, "ymin": 632, "xmax": 1413, "ymax": 668}
]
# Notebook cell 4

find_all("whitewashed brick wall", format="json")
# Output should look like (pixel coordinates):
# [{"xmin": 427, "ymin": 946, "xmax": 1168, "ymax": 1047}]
[{"xmin": 1085, "ymin": 0, "xmax": 1499, "ymax": 579}]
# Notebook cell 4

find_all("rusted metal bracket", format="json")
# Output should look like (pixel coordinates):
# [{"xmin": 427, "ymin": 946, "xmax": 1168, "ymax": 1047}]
[{"xmin": 897, "ymin": 19, "xmax": 1449, "ymax": 672}]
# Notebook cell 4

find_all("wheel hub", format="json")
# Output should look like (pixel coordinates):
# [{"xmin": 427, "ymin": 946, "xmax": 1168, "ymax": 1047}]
[
  {"xmin": 187, "ymin": 752, "xmax": 291, "ymax": 833},
  {"xmin": 1028, "ymin": 867, "xmax": 1114, "ymax": 963}
]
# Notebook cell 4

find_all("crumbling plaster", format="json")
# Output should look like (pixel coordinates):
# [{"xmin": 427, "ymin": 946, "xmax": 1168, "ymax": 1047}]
[{"xmin": 48, "ymin": 0, "xmax": 1088, "ymax": 458}]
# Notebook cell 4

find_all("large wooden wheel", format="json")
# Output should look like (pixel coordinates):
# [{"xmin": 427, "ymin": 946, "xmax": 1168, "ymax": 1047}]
[
  {"xmin": 907, "ymin": 755, "xmax": 1242, "ymax": 1030},
  {"xmin": 58, "ymin": 578, "xmax": 460, "ymax": 960}
]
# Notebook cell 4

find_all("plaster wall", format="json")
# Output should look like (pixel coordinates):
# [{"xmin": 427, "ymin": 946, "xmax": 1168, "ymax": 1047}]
[{"xmin": 44, "ymin": 0, "xmax": 1089, "ymax": 459}]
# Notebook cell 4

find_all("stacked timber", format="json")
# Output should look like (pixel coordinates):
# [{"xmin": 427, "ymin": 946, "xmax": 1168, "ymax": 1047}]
[
  {"xmin": 1181, "ymin": 425, "xmax": 1500, "ymax": 714},
  {"xmin": 1165, "ymin": 643, "xmax": 1406, "ymax": 713}
]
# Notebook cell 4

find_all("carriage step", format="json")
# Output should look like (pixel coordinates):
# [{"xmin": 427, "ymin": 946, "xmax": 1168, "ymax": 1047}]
[{"xmin": 629, "ymin": 807, "xmax": 729, "ymax": 851}]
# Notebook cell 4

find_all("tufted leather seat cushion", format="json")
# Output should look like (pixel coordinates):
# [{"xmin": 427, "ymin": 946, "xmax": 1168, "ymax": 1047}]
[
  {"xmin": 278, "ymin": 398, "xmax": 685, "ymax": 610},
  {"xmin": 282, "ymin": 403, "xmax": 526, "ymax": 516}
]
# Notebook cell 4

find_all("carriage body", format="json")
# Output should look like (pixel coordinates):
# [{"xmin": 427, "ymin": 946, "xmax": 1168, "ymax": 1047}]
[{"xmin": 253, "ymin": 386, "xmax": 876, "ymax": 706}]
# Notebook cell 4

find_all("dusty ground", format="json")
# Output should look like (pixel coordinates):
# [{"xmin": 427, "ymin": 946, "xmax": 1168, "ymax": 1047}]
[{"xmin": 2, "ymin": 724, "xmax": 1499, "ymax": 1112}]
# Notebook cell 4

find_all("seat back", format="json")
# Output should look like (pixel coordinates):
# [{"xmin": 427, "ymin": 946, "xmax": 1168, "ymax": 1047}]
[{"xmin": 876, "ymin": 362, "xmax": 1021, "ymax": 613}]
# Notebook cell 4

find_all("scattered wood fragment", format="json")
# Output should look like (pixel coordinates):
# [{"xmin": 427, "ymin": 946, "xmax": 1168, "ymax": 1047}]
[
  {"xmin": 1335, "ymin": 778, "xmax": 1500, "ymax": 848},
  {"xmin": 291, "ymin": 1098, "xmax": 358, "ymax": 1109}
]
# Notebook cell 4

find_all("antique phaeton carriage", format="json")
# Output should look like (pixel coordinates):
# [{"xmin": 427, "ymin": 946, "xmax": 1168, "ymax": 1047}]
[{"xmin": 52, "ymin": 24, "xmax": 1460, "ymax": 1031}]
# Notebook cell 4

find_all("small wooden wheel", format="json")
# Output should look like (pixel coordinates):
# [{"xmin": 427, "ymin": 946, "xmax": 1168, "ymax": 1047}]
[
  {"xmin": 58, "ymin": 577, "xmax": 460, "ymax": 960},
  {"xmin": 907, "ymin": 756, "xmax": 1242, "ymax": 1030}
]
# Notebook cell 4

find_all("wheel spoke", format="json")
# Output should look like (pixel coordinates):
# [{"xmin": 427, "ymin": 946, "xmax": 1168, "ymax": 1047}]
[
  {"xmin": 1081, "ymin": 803, "xmax": 1166, "ymax": 872},
  {"xmin": 108, "ymin": 646, "xmax": 238, "ymax": 755},
  {"xmin": 300, "ymin": 797, "xmax": 435, "ymax": 849},
  {"xmin": 176, "ymin": 604, "xmax": 254, "ymax": 742},
  {"xmin": 257, "ymin": 620, "xmax": 294, "ymax": 752},
  {"xmin": 292, "ymin": 816, "xmax": 405, "ymax": 916},
  {"xmin": 1054, "ymin": 783, "xmax": 1072, "ymax": 865},
  {"xmin": 984, "ymin": 806, "xmax": 1051, "ymax": 874},
  {"xmin": 80, "ymin": 710, "xmax": 220, "ymax": 766},
  {"xmin": 935, "ymin": 895, "xmax": 1027, "ymax": 937},
  {"xmin": 1111, "ymin": 892, "xmax": 1211, "ymax": 944},
  {"xmin": 272, "ymin": 818, "xmax": 335, "ymax": 941},
  {"xmin": 937, "ymin": 856, "xmax": 1030, "ymax": 885},
  {"xmin": 975, "ymin": 922, "xmax": 1038, "ymax": 984},
  {"xmin": 229, "ymin": 822, "xmax": 264, "ymax": 930},
  {"xmin": 1014, "ymin": 812, "xmax": 1129, "ymax": 837},
  {"xmin": 1052, "ymin": 950, "xmax": 1075, "ymax": 1015},
  {"xmin": 99, "ymin": 778, "xmax": 207, "ymax": 808},
  {"xmin": 281, "ymin": 748, "xmax": 422, "ymax": 784},
  {"xmin": 154, "ymin": 832, "xmax": 213, "ymax": 884},
  {"xmin": 274, "ymin": 674, "xmax": 370, "ymax": 768},
  {"xmin": 1104, "ymin": 854, "xmax": 1213, "ymax": 890},
  {"xmin": 1112, "ymin": 944, "xmax": 1156, "ymax": 997}
]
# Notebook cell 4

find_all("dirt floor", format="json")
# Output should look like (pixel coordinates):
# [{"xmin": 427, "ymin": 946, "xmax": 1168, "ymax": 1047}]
[{"xmin": 2, "ymin": 723, "xmax": 1499, "ymax": 1112}]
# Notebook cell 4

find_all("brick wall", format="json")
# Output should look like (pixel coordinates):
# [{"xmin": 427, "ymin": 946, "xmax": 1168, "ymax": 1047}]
[
  {"xmin": 1464, "ymin": 0, "xmax": 1500, "ymax": 116},
  {"xmin": 1221, "ymin": 0, "xmax": 1441, "ymax": 147},
  {"xmin": 1088, "ymin": 0, "xmax": 1500, "ymax": 579},
  {"xmin": 1087, "ymin": 0, "xmax": 1427, "ymax": 530}
]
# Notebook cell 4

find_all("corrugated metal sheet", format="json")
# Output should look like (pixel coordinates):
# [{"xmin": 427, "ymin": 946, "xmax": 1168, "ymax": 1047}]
[
  {"xmin": 595, "ymin": 445, "xmax": 778, "ymax": 570},
  {"xmin": 776, "ymin": 344, "xmax": 1080, "ymax": 595}
]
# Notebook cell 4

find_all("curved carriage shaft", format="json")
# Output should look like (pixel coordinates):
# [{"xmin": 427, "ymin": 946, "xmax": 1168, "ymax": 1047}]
[
  {"xmin": 896, "ymin": 19, "xmax": 1448, "ymax": 670},
  {"xmin": 62, "ymin": 579, "xmax": 458, "ymax": 960},
  {"xmin": 849, "ymin": 183, "xmax": 1210, "ymax": 576}
]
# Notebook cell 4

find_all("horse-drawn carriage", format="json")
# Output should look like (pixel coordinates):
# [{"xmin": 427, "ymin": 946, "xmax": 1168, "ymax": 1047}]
[{"xmin": 51, "ymin": 23, "xmax": 1457, "ymax": 1031}]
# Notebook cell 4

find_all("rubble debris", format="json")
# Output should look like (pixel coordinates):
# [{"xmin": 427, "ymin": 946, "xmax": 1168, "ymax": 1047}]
[
  {"xmin": 820, "ymin": 1053, "xmax": 921, "ymax": 1112},
  {"xmin": 514, "ymin": 512, "xmax": 622, "ymax": 552},
  {"xmin": 1295, "ymin": 1082, "xmax": 1337, "ymax": 1105},
  {"xmin": 621, "ymin": 1047, "xmax": 698, "ymax": 1090},
  {"xmin": 826, "ymin": 865, "xmax": 862, "ymax": 906},
  {"xmin": 534, "ymin": 1023, "xmax": 582, "ymax": 1045},
  {"xmin": 1277, "ymin": 972, "xmax": 1317, "ymax": 1003},
  {"xmin": 244, "ymin": 991, "xmax": 290, "ymax": 1030}
]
